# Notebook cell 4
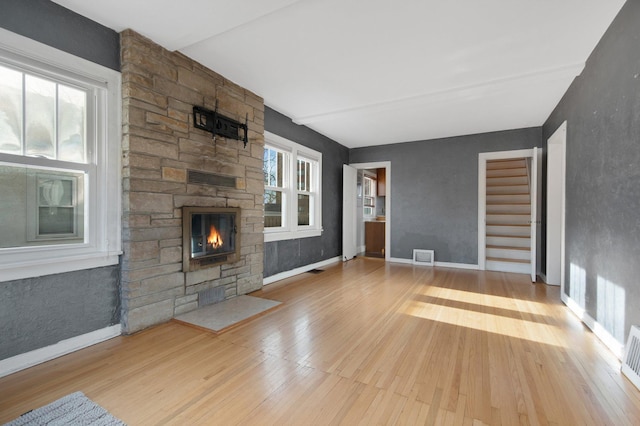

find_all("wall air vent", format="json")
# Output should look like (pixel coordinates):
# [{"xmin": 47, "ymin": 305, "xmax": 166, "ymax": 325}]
[
  {"xmin": 622, "ymin": 325, "xmax": 640, "ymax": 390},
  {"xmin": 188, "ymin": 170, "xmax": 236, "ymax": 188},
  {"xmin": 413, "ymin": 249, "xmax": 434, "ymax": 266}
]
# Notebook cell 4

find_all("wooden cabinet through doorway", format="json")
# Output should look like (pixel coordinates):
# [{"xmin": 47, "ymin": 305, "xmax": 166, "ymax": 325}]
[{"xmin": 365, "ymin": 221, "xmax": 385, "ymax": 258}]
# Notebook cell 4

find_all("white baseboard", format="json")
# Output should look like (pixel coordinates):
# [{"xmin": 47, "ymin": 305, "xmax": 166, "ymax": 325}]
[
  {"xmin": 263, "ymin": 256, "xmax": 341, "ymax": 285},
  {"xmin": 0, "ymin": 324, "xmax": 121, "ymax": 379},
  {"xmin": 561, "ymin": 293, "xmax": 624, "ymax": 360},
  {"xmin": 389, "ymin": 257, "xmax": 413, "ymax": 265},
  {"xmin": 389, "ymin": 257, "xmax": 479, "ymax": 271},
  {"xmin": 434, "ymin": 261, "xmax": 479, "ymax": 270}
]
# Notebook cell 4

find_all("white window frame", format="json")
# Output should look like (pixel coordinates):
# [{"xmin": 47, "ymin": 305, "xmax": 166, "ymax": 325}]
[
  {"xmin": 0, "ymin": 28, "xmax": 121, "ymax": 282},
  {"xmin": 264, "ymin": 131, "xmax": 322, "ymax": 242}
]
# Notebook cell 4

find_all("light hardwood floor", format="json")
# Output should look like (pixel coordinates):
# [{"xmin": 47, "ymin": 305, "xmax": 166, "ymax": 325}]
[{"xmin": 1, "ymin": 258, "xmax": 639, "ymax": 425}]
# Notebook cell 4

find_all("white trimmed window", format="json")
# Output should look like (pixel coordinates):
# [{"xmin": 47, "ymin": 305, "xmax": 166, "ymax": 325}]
[
  {"xmin": 263, "ymin": 131, "xmax": 322, "ymax": 242},
  {"xmin": 0, "ymin": 28, "xmax": 121, "ymax": 282}
]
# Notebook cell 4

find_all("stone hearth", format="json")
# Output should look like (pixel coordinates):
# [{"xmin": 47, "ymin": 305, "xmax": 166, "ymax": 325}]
[{"xmin": 120, "ymin": 30, "xmax": 265, "ymax": 333}]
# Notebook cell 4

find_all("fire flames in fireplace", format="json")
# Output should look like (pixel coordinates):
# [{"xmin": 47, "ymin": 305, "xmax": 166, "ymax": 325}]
[{"xmin": 207, "ymin": 225, "xmax": 223, "ymax": 249}]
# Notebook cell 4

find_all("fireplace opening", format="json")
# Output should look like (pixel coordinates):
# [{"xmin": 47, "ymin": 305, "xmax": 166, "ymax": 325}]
[{"xmin": 182, "ymin": 207, "xmax": 240, "ymax": 271}]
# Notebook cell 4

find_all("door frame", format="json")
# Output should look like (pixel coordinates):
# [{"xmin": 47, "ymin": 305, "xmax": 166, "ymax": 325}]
[
  {"xmin": 348, "ymin": 161, "xmax": 391, "ymax": 261},
  {"xmin": 478, "ymin": 148, "xmax": 540, "ymax": 280},
  {"xmin": 342, "ymin": 164, "xmax": 358, "ymax": 261},
  {"xmin": 546, "ymin": 121, "xmax": 567, "ymax": 289}
]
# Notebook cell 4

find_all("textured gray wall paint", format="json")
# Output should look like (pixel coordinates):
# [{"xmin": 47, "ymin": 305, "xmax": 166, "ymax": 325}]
[
  {"xmin": 0, "ymin": 266, "xmax": 120, "ymax": 359},
  {"xmin": 0, "ymin": 0, "xmax": 121, "ymax": 361},
  {"xmin": 350, "ymin": 128, "xmax": 541, "ymax": 263},
  {"xmin": 543, "ymin": 0, "xmax": 640, "ymax": 344},
  {"xmin": 264, "ymin": 107, "xmax": 349, "ymax": 277},
  {"xmin": 0, "ymin": 0, "xmax": 120, "ymax": 71}
]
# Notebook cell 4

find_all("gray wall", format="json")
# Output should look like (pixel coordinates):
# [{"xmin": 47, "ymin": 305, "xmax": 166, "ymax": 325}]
[
  {"xmin": 264, "ymin": 107, "xmax": 349, "ymax": 277},
  {"xmin": 350, "ymin": 128, "xmax": 542, "ymax": 263},
  {"xmin": 0, "ymin": 1, "xmax": 121, "ymax": 360},
  {"xmin": 0, "ymin": 0, "xmax": 120, "ymax": 71},
  {"xmin": 0, "ymin": 266, "xmax": 121, "ymax": 359},
  {"xmin": 543, "ymin": 0, "xmax": 640, "ymax": 344}
]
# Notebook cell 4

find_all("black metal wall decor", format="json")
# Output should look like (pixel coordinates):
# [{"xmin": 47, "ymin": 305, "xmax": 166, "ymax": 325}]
[{"xmin": 193, "ymin": 102, "xmax": 249, "ymax": 148}]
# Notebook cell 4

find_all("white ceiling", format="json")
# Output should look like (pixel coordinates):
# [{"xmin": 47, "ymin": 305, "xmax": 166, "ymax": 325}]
[{"xmin": 53, "ymin": 0, "xmax": 625, "ymax": 148}]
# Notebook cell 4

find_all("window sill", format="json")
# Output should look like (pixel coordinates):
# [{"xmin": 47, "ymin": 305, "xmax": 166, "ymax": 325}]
[
  {"xmin": 264, "ymin": 228, "xmax": 322, "ymax": 243},
  {"xmin": 0, "ymin": 251, "xmax": 121, "ymax": 282}
]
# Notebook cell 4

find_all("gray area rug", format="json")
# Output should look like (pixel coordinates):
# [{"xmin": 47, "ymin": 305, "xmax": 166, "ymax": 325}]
[{"xmin": 4, "ymin": 391, "xmax": 125, "ymax": 426}]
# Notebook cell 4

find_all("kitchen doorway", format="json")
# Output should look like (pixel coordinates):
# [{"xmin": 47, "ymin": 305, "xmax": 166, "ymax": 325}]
[{"xmin": 342, "ymin": 161, "xmax": 391, "ymax": 262}]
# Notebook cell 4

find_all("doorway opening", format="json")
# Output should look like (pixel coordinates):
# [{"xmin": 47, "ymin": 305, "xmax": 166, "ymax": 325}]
[
  {"xmin": 478, "ymin": 149, "xmax": 541, "ymax": 282},
  {"xmin": 343, "ymin": 162, "xmax": 391, "ymax": 262}
]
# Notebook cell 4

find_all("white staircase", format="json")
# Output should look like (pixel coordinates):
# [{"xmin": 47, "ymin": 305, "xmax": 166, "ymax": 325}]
[{"xmin": 485, "ymin": 158, "xmax": 531, "ymax": 274}]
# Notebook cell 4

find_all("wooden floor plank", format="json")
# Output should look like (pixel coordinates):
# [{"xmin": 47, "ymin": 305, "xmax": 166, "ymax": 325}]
[{"xmin": 1, "ymin": 258, "xmax": 639, "ymax": 425}]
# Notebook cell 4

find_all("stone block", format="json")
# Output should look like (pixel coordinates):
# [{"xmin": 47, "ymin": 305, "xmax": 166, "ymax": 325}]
[
  {"xmin": 245, "ymin": 178, "xmax": 265, "ymax": 195},
  {"xmin": 162, "ymin": 167, "xmax": 187, "ymax": 182},
  {"xmin": 129, "ymin": 136, "xmax": 179, "ymax": 159},
  {"xmin": 135, "ymin": 272, "xmax": 184, "ymax": 298},
  {"xmin": 239, "ymin": 154, "xmax": 263, "ymax": 169},
  {"xmin": 127, "ymin": 286, "xmax": 184, "ymax": 309},
  {"xmin": 154, "ymin": 76, "xmax": 204, "ymax": 106},
  {"xmin": 186, "ymin": 266, "xmax": 221, "ymax": 286},
  {"xmin": 127, "ymin": 240, "xmax": 160, "ymax": 262},
  {"xmin": 177, "ymin": 68, "xmax": 217, "ymax": 98},
  {"xmin": 123, "ymin": 298, "xmax": 175, "ymax": 334},
  {"xmin": 146, "ymin": 111, "xmax": 189, "ymax": 134},
  {"xmin": 237, "ymin": 275, "xmax": 263, "ymax": 294},
  {"xmin": 173, "ymin": 195, "xmax": 227, "ymax": 208},
  {"xmin": 157, "ymin": 240, "xmax": 181, "ymax": 259},
  {"xmin": 129, "ymin": 192, "xmax": 174, "ymax": 214},
  {"xmin": 123, "ymin": 85, "xmax": 168, "ymax": 109},
  {"xmin": 130, "ymin": 179, "xmax": 186, "ymax": 194},
  {"xmin": 174, "ymin": 301, "xmax": 198, "ymax": 316},
  {"xmin": 127, "ymin": 226, "xmax": 182, "ymax": 243},
  {"xmin": 127, "ymin": 214, "xmax": 151, "ymax": 228}
]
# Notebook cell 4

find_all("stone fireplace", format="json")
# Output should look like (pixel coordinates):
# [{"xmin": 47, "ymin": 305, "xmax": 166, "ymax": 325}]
[{"xmin": 120, "ymin": 30, "xmax": 265, "ymax": 334}]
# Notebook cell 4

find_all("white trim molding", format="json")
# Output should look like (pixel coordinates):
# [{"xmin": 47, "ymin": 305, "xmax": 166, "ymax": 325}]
[
  {"xmin": 263, "ymin": 256, "xmax": 341, "ymax": 285},
  {"xmin": 0, "ymin": 324, "xmax": 121, "ymax": 378},
  {"xmin": 389, "ymin": 257, "xmax": 479, "ymax": 270},
  {"xmin": 561, "ymin": 292, "xmax": 624, "ymax": 360}
]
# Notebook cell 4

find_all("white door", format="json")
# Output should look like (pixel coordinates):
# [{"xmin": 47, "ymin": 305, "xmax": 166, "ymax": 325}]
[
  {"xmin": 342, "ymin": 165, "xmax": 357, "ymax": 261},
  {"xmin": 546, "ymin": 122, "xmax": 567, "ymax": 286}
]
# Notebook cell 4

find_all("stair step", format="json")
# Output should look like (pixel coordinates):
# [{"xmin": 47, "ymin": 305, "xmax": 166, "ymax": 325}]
[
  {"xmin": 486, "ymin": 225, "xmax": 530, "ymax": 237},
  {"xmin": 486, "ymin": 214, "xmax": 530, "ymax": 225},
  {"xmin": 487, "ymin": 194, "xmax": 530, "ymax": 203},
  {"xmin": 486, "ymin": 245, "xmax": 530, "ymax": 251},
  {"xmin": 487, "ymin": 169, "xmax": 527, "ymax": 178},
  {"xmin": 486, "ymin": 247, "xmax": 531, "ymax": 260},
  {"xmin": 486, "ymin": 204, "xmax": 531, "ymax": 214},
  {"xmin": 486, "ymin": 185, "xmax": 530, "ymax": 195},
  {"xmin": 487, "ymin": 256, "xmax": 530, "ymax": 264},
  {"xmin": 486, "ymin": 176, "xmax": 529, "ymax": 186},
  {"xmin": 486, "ymin": 159, "xmax": 527, "ymax": 170},
  {"xmin": 486, "ymin": 259, "xmax": 531, "ymax": 274},
  {"xmin": 487, "ymin": 235, "xmax": 531, "ymax": 248}
]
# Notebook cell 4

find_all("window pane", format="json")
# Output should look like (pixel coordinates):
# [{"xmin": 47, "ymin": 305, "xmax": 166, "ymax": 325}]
[
  {"xmin": 58, "ymin": 85, "xmax": 86, "ymax": 163},
  {"xmin": 264, "ymin": 148, "xmax": 284, "ymax": 188},
  {"xmin": 298, "ymin": 194, "xmax": 310, "ymax": 226},
  {"xmin": 297, "ymin": 159, "xmax": 311, "ymax": 191},
  {"xmin": 0, "ymin": 164, "xmax": 84, "ymax": 248},
  {"xmin": 264, "ymin": 189, "xmax": 283, "ymax": 227},
  {"xmin": 25, "ymin": 74, "xmax": 56, "ymax": 158},
  {"xmin": 39, "ymin": 206, "xmax": 74, "ymax": 234},
  {"xmin": 0, "ymin": 65, "xmax": 23, "ymax": 155}
]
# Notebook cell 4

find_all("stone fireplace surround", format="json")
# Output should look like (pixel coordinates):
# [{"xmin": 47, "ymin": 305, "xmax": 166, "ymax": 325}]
[{"xmin": 120, "ymin": 30, "xmax": 265, "ymax": 334}]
